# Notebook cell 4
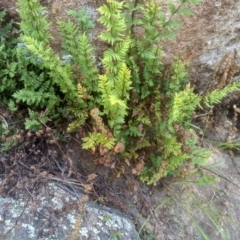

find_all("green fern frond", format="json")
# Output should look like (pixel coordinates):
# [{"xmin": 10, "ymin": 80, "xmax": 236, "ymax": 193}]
[
  {"xmin": 23, "ymin": 36, "xmax": 79, "ymax": 103},
  {"xmin": 57, "ymin": 19, "xmax": 79, "ymax": 54},
  {"xmin": 98, "ymin": 74, "xmax": 112, "ymax": 96},
  {"xmin": 170, "ymin": 84, "xmax": 201, "ymax": 125},
  {"xmin": 58, "ymin": 18, "xmax": 99, "ymax": 97},
  {"xmin": 98, "ymin": 1, "xmax": 126, "ymax": 45},
  {"xmin": 67, "ymin": 8, "xmax": 95, "ymax": 32},
  {"xmin": 13, "ymin": 89, "xmax": 58, "ymax": 107},
  {"xmin": 115, "ymin": 63, "xmax": 131, "ymax": 99},
  {"xmin": 203, "ymin": 80, "xmax": 240, "ymax": 107},
  {"xmin": 78, "ymin": 33, "xmax": 99, "ymax": 94},
  {"xmin": 82, "ymin": 132, "xmax": 116, "ymax": 151},
  {"xmin": 102, "ymin": 38, "xmax": 131, "ymax": 75},
  {"xmin": 163, "ymin": 135, "xmax": 182, "ymax": 158},
  {"xmin": 17, "ymin": 0, "xmax": 51, "ymax": 44}
]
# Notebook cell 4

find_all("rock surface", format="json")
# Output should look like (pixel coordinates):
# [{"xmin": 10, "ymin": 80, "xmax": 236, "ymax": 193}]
[
  {"xmin": 1, "ymin": 151, "xmax": 240, "ymax": 240},
  {"xmin": 142, "ymin": 150, "xmax": 240, "ymax": 240},
  {"xmin": 0, "ymin": 183, "xmax": 138, "ymax": 240},
  {"xmin": 162, "ymin": 0, "xmax": 240, "ymax": 89}
]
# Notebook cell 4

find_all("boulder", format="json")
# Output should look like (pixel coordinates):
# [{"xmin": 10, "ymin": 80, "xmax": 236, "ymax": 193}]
[{"xmin": 0, "ymin": 182, "xmax": 138, "ymax": 240}]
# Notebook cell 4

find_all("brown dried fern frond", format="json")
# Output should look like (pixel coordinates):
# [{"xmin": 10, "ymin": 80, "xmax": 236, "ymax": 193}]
[
  {"xmin": 205, "ymin": 52, "xmax": 240, "ymax": 94},
  {"xmin": 90, "ymin": 108, "xmax": 109, "ymax": 135}
]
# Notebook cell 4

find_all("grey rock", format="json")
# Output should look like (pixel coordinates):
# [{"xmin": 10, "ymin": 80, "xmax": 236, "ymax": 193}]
[
  {"xmin": 143, "ymin": 151, "xmax": 240, "ymax": 240},
  {"xmin": 0, "ymin": 183, "xmax": 138, "ymax": 240}
]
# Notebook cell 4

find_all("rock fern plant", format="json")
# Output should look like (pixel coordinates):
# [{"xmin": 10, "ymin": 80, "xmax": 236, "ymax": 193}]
[{"xmin": 1, "ymin": 0, "xmax": 240, "ymax": 184}]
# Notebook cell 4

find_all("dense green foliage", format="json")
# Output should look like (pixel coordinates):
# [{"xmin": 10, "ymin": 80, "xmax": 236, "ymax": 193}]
[{"xmin": 1, "ymin": 0, "xmax": 240, "ymax": 185}]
